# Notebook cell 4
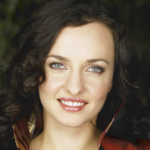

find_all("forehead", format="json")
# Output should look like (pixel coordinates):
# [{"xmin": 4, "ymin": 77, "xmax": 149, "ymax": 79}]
[{"xmin": 49, "ymin": 22, "xmax": 114, "ymax": 61}]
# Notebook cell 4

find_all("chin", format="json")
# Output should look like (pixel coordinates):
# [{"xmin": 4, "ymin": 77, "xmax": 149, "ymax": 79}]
[
  {"xmin": 55, "ymin": 114, "xmax": 95, "ymax": 128},
  {"xmin": 60, "ymin": 120, "xmax": 88, "ymax": 128}
]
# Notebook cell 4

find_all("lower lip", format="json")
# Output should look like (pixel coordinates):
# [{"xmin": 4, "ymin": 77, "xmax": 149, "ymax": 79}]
[{"xmin": 58, "ymin": 100, "xmax": 87, "ymax": 112}]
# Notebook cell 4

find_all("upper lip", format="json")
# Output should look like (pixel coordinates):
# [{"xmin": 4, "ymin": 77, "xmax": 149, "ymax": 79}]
[{"xmin": 58, "ymin": 97, "xmax": 88, "ymax": 104}]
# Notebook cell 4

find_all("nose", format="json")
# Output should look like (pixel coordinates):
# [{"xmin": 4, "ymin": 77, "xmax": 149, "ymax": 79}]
[{"xmin": 64, "ymin": 70, "xmax": 86, "ymax": 95}]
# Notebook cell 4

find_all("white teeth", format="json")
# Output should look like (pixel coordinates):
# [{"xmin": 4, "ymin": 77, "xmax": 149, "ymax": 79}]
[
  {"xmin": 68, "ymin": 101, "xmax": 72, "ymax": 106},
  {"xmin": 60, "ymin": 100, "xmax": 84, "ymax": 106},
  {"xmin": 73, "ymin": 102, "xmax": 77, "ymax": 106},
  {"xmin": 77, "ymin": 103, "xmax": 80, "ymax": 106}
]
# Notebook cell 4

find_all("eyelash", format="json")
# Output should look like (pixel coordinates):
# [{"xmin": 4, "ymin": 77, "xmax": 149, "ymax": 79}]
[
  {"xmin": 49, "ymin": 63, "xmax": 104, "ymax": 74},
  {"xmin": 49, "ymin": 63, "xmax": 65, "ymax": 69},
  {"xmin": 88, "ymin": 66, "xmax": 104, "ymax": 73}
]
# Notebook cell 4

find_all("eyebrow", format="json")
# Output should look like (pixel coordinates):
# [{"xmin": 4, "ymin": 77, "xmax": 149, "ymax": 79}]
[
  {"xmin": 87, "ymin": 58, "xmax": 109, "ymax": 64},
  {"xmin": 47, "ymin": 54, "xmax": 109, "ymax": 64}
]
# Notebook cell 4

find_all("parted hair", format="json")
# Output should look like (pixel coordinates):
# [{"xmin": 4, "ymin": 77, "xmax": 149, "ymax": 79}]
[{"xmin": 0, "ymin": 0, "xmax": 149, "ymax": 148}]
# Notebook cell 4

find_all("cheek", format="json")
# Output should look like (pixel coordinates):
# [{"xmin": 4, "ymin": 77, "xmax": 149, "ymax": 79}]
[
  {"xmin": 88, "ymin": 79, "xmax": 110, "ymax": 99},
  {"xmin": 95, "ymin": 84, "xmax": 109, "ymax": 98},
  {"xmin": 87, "ymin": 79, "xmax": 111, "ymax": 112},
  {"xmin": 38, "ymin": 74, "xmax": 64, "ymax": 102}
]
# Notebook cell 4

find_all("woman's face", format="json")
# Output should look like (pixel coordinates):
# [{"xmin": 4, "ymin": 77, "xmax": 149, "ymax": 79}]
[{"xmin": 39, "ymin": 22, "xmax": 114, "ymax": 127}]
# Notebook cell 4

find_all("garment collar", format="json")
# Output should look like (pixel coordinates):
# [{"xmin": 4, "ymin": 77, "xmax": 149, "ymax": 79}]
[{"xmin": 13, "ymin": 102, "xmax": 124, "ymax": 150}]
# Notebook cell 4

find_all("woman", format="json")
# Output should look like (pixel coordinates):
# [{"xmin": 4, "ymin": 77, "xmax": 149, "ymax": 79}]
[{"xmin": 0, "ymin": 0, "xmax": 150, "ymax": 150}]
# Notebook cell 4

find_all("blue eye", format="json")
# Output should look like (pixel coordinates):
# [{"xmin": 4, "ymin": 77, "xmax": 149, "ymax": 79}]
[
  {"xmin": 50, "ymin": 63, "xmax": 65, "ymax": 69},
  {"xmin": 88, "ymin": 67, "xmax": 104, "ymax": 73}
]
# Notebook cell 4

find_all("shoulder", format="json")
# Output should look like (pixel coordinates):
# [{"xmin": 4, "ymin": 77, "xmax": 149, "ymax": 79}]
[{"xmin": 101, "ymin": 135, "xmax": 150, "ymax": 150}]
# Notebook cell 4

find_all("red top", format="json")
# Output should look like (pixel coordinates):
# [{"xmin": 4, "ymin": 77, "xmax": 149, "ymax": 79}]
[
  {"xmin": 100, "ymin": 135, "xmax": 150, "ymax": 150},
  {"xmin": 12, "ymin": 102, "xmax": 150, "ymax": 150}
]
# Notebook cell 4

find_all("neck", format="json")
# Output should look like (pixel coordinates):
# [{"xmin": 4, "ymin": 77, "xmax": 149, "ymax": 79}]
[{"xmin": 30, "ymin": 111, "xmax": 102, "ymax": 150}]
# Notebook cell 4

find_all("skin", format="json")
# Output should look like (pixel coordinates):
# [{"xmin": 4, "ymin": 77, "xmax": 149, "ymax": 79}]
[{"xmin": 30, "ymin": 22, "xmax": 114, "ymax": 150}]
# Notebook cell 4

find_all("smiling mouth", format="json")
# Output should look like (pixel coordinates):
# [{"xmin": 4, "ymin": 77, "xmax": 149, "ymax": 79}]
[
  {"xmin": 58, "ymin": 100, "xmax": 85, "ymax": 106},
  {"xmin": 57, "ymin": 97, "xmax": 88, "ymax": 112}
]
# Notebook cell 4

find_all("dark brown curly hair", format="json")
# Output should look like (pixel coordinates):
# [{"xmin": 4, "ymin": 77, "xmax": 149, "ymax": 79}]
[{"xmin": 0, "ymin": 0, "xmax": 149, "ymax": 149}]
